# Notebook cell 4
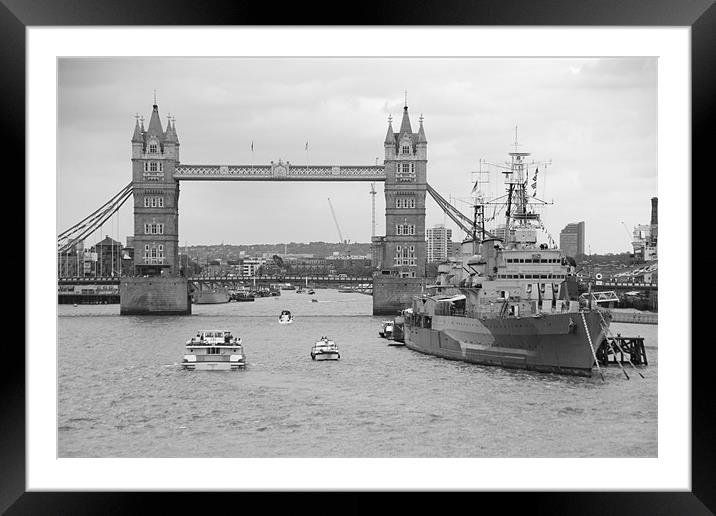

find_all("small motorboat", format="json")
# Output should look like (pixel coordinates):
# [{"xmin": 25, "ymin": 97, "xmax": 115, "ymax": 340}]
[
  {"xmin": 311, "ymin": 337, "xmax": 340, "ymax": 361},
  {"xmin": 311, "ymin": 298, "xmax": 319, "ymax": 303},
  {"xmin": 278, "ymin": 310, "xmax": 294, "ymax": 324},
  {"xmin": 307, "ymin": 289, "xmax": 315, "ymax": 295},
  {"xmin": 388, "ymin": 309, "xmax": 409, "ymax": 346},
  {"xmin": 182, "ymin": 330, "xmax": 246, "ymax": 371},
  {"xmin": 378, "ymin": 320, "xmax": 394, "ymax": 339}
]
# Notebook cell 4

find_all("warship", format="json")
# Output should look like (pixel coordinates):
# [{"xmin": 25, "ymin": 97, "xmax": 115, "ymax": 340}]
[{"xmin": 404, "ymin": 139, "xmax": 611, "ymax": 377}]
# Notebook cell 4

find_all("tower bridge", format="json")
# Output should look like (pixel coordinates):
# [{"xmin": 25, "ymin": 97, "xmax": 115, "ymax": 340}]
[{"xmin": 60, "ymin": 99, "xmax": 436, "ymax": 315}]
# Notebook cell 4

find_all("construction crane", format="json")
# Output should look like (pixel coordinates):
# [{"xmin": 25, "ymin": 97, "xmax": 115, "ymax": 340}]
[
  {"xmin": 327, "ymin": 196, "xmax": 348, "ymax": 246},
  {"xmin": 621, "ymin": 221, "xmax": 633, "ymax": 247}
]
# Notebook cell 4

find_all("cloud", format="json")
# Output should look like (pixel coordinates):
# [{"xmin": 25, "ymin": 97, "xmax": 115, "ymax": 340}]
[{"xmin": 58, "ymin": 57, "xmax": 657, "ymax": 253}]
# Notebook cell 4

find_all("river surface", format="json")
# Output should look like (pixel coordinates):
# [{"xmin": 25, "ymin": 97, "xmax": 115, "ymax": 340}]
[{"xmin": 58, "ymin": 289, "xmax": 658, "ymax": 457}]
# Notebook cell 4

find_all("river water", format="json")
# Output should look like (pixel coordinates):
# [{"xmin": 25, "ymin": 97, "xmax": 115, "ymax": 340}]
[{"xmin": 58, "ymin": 289, "xmax": 657, "ymax": 458}]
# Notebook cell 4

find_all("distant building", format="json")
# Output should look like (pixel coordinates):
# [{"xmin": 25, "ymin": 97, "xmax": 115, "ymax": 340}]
[
  {"xmin": 426, "ymin": 224, "xmax": 452, "ymax": 263},
  {"xmin": 632, "ymin": 197, "xmax": 658, "ymax": 262},
  {"xmin": 94, "ymin": 236, "xmax": 124, "ymax": 277},
  {"xmin": 242, "ymin": 258, "xmax": 265, "ymax": 276},
  {"xmin": 559, "ymin": 222, "xmax": 585, "ymax": 258}
]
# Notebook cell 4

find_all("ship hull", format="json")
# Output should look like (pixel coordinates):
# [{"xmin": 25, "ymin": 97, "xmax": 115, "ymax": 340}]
[
  {"xmin": 182, "ymin": 361, "xmax": 245, "ymax": 371},
  {"xmin": 404, "ymin": 311, "xmax": 607, "ymax": 377},
  {"xmin": 311, "ymin": 352, "xmax": 340, "ymax": 361}
]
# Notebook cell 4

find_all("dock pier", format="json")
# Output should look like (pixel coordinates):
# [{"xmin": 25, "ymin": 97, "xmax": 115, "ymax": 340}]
[{"xmin": 596, "ymin": 335, "xmax": 648, "ymax": 367}]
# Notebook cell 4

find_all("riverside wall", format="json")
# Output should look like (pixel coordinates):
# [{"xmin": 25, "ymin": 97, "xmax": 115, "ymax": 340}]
[
  {"xmin": 609, "ymin": 310, "xmax": 658, "ymax": 325},
  {"xmin": 120, "ymin": 277, "xmax": 191, "ymax": 315}
]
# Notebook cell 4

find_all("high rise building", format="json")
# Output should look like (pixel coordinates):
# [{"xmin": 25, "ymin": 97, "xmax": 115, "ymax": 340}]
[
  {"xmin": 559, "ymin": 221, "xmax": 585, "ymax": 258},
  {"xmin": 426, "ymin": 224, "xmax": 452, "ymax": 262}
]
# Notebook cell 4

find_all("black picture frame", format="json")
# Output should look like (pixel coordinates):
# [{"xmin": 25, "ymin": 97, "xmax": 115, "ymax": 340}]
[{"xmin": 6, "ymin": 0, "xmax": 711, "ymax": 513}]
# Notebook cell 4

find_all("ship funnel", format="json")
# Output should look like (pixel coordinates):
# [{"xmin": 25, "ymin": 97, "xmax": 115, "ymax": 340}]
[{"xmin": 650, "ymin": 197, "xmax": 658, "ymax": 226}]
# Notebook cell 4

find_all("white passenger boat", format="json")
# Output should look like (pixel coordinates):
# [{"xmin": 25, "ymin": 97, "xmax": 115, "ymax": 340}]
[
  {"xmin": 182, "ymin": 330, "xmax": 246, "ymax": 371},
  {"xmin": 311, "ymin": 337, "xmax": 340, "ymax": 361},
  {"xmin": 278, "ymin": 310, "xmax": 294, "ymax": 324}
]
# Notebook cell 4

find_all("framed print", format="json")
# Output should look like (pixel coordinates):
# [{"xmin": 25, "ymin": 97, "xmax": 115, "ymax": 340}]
[{"xmin": 7, "ymin": 0, "xmax": 713, "ymax": 513}]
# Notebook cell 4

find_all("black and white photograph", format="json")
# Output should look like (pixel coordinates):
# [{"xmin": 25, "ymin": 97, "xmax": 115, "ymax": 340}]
[
  {"xmin": 56, "ymin": 56, "xmax": 660, "ymax": 459},
  {"xmin": 15, "ymin": 17, "xmax": 703, "ymax": 504}
]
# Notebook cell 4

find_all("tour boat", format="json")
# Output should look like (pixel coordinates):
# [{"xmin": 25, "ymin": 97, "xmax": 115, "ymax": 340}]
[
  {"xmin": 182, "ymin": 330, "xmax": 246, "ymax": 371},
  {"xmin": 278, "ymin": 310, "xmax": 294, "ymax": 324},
  {"xmin": 311, "ymin": 337, "xmax": 340, "ymax": 361}
]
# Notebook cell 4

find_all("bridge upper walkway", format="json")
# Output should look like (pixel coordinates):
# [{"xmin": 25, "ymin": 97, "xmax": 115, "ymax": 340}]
[{"xmin": 174, "ymin": 163, "xmax": 386, "ymax": 181}]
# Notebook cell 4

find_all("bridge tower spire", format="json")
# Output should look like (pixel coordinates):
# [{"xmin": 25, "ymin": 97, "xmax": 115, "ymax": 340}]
[{"xmin": 130, "ymin": 100, "xmax": 181, "ymax": 277}]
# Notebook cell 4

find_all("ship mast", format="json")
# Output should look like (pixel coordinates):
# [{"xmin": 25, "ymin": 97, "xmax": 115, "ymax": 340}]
[
  {"xmin": 471, "ymin": 159, "xmax": 490, "ymax": 243},
  {"xmin": 505, "ymin": 126, "xmax": 532, "ymax": 240},
  {"xmin": 482, "ymin": 127, "xmax": 553, "ymax": 248}
]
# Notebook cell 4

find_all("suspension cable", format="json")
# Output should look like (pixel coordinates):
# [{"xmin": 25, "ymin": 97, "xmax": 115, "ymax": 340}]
[{"xmin": 58, "ymin": 183, "xmax": 133, "ymax": 254}]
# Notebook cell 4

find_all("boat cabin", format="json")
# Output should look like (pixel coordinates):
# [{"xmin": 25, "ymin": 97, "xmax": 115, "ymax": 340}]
[
  {"xmin": 313, "ymin": 337, "xmax": 338, "ymax": 350},
  {"xmin": 188, "ymin": 330, "xmax": 240, "ymax": 346}
]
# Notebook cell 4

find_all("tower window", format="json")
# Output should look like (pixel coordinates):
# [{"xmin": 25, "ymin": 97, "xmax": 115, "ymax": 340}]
[
  {"xmin": 149, "ymin": 142, "xmax": 158, "ymax": 153},
  {"xmin": 395, "ymin": 196, "xmax": 416, "ymax": 208},
  {"xmin": 396, "ymin": 163, "xmax": 416, "ymax": 183},
  {"xmin": 396, "ymin": 224, "xmax": 415, "ymax": 235},
  {"xmin": 393, "ymin": 244, "xmax": 416, "ymax": 266},
  {"xmin": 144, "ymin": 196, "xmax": 164, "ymax": 208},
  {"xmin": 143, "ymin": 244, "xmax": 165, "ymax": 264},
  {"xmin": 144, "ymin": 223, "xmax": 164, "ymax": 235},
  {"xmin": 143, "ymin": 162, "xmax": 163, "ymax": 173},
  {"xmin": 401, "ymin": 144, "xmax": 411, "ymax": 155}
]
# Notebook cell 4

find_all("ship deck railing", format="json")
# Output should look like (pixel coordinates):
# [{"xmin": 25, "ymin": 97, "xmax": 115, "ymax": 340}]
[{"xmin": 186, "ymin": 342, "xmax": 243, "ymax": 347}]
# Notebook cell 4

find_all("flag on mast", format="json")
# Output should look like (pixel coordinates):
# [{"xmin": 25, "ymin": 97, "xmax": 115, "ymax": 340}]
[
  {"xmin": 305, "ymin": 141, "xmax": 309, "ymax": 151},
  {"xmin": 251, "ymin": 141, "xmax": 254, "ymax": 152}
]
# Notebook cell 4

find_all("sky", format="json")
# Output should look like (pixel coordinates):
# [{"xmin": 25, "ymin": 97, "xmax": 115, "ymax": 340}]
[{"xmin": 57, "ymin": 57, "xmax": 657, "ymax": 254}]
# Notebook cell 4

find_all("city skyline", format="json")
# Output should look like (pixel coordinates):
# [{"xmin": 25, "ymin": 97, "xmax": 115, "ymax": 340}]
[{"xmin": 58, "ymin": 57, "xmax": 657, "ymax": 254}]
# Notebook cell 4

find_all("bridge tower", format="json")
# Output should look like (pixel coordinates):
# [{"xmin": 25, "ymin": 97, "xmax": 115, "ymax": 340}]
[
  {"xmin": 130, "ymin": 102, "xmax": 181, "ymax": 276},
  {"xmin": 380, "ymin": 102, "xmax": 427, "ymax": 278},
  {"xmin": 372, "ymin": 101, "xmax": 428, "ymax": 315}
]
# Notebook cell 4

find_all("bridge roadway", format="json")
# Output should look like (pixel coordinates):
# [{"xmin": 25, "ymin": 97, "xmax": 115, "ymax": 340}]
[{"xmin": 58, "ymin": 275, "xmax": 374, "ymax": 287}]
